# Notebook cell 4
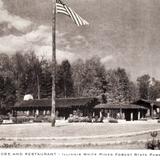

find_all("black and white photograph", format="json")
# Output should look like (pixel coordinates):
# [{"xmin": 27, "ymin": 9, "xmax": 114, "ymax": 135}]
[{"xmin": 1, "ymin": 0, "xmax": 160, "ymax": 153}]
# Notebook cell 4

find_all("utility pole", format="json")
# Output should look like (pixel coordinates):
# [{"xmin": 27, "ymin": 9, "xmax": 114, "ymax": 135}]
[{"xmin": 51, "ymin": 0, "xmax": 56, "ymax": 126}]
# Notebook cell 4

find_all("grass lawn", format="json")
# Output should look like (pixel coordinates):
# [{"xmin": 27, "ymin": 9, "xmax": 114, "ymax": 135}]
[
  {"xmin": 0, "ymin": 121, "xmax": 160, "ymax": 149},
  {"xmin": 0, "ymin": 121, "xmax": 160, "ymax": 138}
]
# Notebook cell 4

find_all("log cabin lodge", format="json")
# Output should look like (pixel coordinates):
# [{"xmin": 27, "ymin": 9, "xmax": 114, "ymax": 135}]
[{"xmin": 11, "ymin": 97, "xmax": 160, "ymax": 121}]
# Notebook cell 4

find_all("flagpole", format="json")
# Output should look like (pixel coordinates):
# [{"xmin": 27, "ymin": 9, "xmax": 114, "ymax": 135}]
[{"xmin": 51, "ymin": 0, "xmax": 56, "ymax": 127}]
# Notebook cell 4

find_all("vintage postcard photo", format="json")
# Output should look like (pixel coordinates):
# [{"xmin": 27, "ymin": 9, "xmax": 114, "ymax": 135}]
[{"xmin": 0, "ymin": 0, "xmax": 160, "ymax": 154}]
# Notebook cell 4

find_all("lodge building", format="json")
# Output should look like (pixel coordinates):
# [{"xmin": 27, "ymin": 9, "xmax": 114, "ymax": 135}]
[
  {"xmin": 11, "ymin": 97, "xmax": 160, "ymax": 121},
  {"xmin": 13, "ymin": 97, "xmax": 98, "ymax": 119}
]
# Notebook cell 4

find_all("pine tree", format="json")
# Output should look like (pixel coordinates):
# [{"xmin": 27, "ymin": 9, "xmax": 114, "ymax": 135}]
[
  {"xmin": 137, "ymin": 74, "xmax": 150, "ymax": 100},
  {"xmin": 56, "ymin": 60, "xmax": 74, "ymax": 98},
  {"xmin": 82, "ymin": 56, "xmax": 106, "ymax": 97}
]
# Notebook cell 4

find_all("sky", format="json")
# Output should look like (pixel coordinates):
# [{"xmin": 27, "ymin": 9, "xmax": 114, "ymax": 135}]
[{"xmin": 0, "ymin": 0, "xmax": 160, "ymax": 81}]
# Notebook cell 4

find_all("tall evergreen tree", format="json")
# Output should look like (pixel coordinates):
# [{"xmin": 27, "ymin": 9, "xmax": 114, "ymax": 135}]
[
  {"xmin": 137, "ymin": 74, "xmax": 150, "ymax": 100},
  {"xmin": 148, "ymin": 78, "xmax": 160, "ymax": 100},
  {"xmin": 40, "ymin": 62, "xmax": 52, "ymax": 98},
  {"xmin": 56, "ymin": 60, "xmax": 74, "ymax": 98},
  {"xmin": 105, "ymin": 68, "xmax": 131, "ymax": 103},
  {"xmin": 24, "ymin": 51, "xmax": 44, "ymax": 99},
  {"xmin": 11, "ymin": 52, "xmax": 27, "ymax": 101},
  {"xmin": 72, "ymin": 59, "xmax": 85, "ymax": 97},
  {"xmin": 3, "ymin": 77, "xmax": 16, "ymax": 110},
  {"xmin": 0, "ymin": 76, "xmax": 5, "ymax": 109},
  {"xmin": 82, "ymin": 56, "xmax": 106, "ymax": 97}
]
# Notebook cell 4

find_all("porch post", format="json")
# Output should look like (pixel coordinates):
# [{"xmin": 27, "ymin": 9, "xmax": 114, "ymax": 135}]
[
  {"xmin": 120, "ymin": 107, "xmax": 122, "ymax": 119},
  {"xmin": 130, "ymin": 112, "xmax": 133, "ymax": 121},
  {"xmin": 138, "ymin": 111, "xmax": 141, "ymax": 120},
  {"xmin": 93, "ymin": 112, "xmax": 95, "ymax": 117},
  {"xmin": 151, "ymin": 103, "xmax": 154, "ymax": 119},
  {"xmin": 107, "ymin": 112, "xmax": 110, "ymax": 118},
  {"xmin": 122, "ymin": 113, "xmax": 125, "ymax": 119},
  {"xmin": 99, "ymin": 110, "xmax": 102, "ymax": 118},
  {"xmin": 159, "ymin": 107, "xmax": 160, "ymax": 119},
  {"xmin": 36, "ymin": 109, "xmax": 39, "ymax": 116},
  {"xmin": 27, "ymin": 110, "xmax": 29, "ymax": 116}
]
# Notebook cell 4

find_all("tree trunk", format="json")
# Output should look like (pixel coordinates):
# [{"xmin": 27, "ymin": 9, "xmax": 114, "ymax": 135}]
[
  {"xmin": 37, "ymin": 75, "xmax": 40, "ymax": 99},
  {"xmin": 64, "ymin": 79, "xmax": 67, "ymax": 98}
]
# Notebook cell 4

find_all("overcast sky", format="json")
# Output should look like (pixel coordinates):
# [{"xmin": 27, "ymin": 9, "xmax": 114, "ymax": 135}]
[{"xmin": 0, "ymin": 0, "xmax": 160, "ymax": 81}]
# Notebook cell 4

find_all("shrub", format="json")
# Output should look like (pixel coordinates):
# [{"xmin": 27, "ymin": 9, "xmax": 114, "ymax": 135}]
[
  {"xmin": 0, "ymin": 115, "xmax": 9, "ymax": 120},
  {"xmin": 33, "ymin": 116, "xmax": 43, "ymax": 123},
  {"xmin": 146, "ymin": 140, "xmax": 157, "ymax": 150},
  {"xmin": 146, "ymin": 132, "xmax": 159, "ymax": 150},
  {"xmin": 157, "ymin": 140, "xmax": 160, "ymax": 149},
  {"xmin": 11, "ymin": 116, "xmax": 34, "ymax": 124},
  {"xmin": 42, "ymin": 116, "xmax": 51, "ymax": 122}
]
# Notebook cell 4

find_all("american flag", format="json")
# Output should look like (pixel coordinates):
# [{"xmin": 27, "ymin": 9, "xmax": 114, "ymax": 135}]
[{"xmin": 56, "ymin": 0, "xmax": 89, "ymax": 26}]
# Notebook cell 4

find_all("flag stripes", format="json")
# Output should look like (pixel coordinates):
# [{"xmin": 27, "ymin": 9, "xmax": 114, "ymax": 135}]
[
  {"xmin": 56, "ymin": 3, "xmax": 69, "ymax": 16},
  {"xmin": 56, "ymin": 2, "xmax": 89, "ymax": 26}
]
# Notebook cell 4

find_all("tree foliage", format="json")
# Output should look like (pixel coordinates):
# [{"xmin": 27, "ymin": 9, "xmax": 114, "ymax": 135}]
[
  {"xmin": 149, "ymin": 78, "xmax": 160, "ymax": 100},
  {"xmin": 56, "ymin": 60, "xmax": 74, "ymax": 98},
  {"xmin": 0, "ymin": 51, "xmax": 160, "ymax": 114},
  {"xmin": 104, "ymin": 68, "xmax": 132, "ymax": 103},
  {"xmin": 72, "ymin": 56, "xmax": 106, "ymax": 97},
  {"xmin": 137, "ymin": 74, "xmax": 150, "ymax": 99}
]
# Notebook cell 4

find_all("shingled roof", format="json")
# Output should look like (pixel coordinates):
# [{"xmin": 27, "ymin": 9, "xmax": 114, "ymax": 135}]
[
  {"xmin": 132, "ymin": 99, "xmax": 160, "ymax": 108},
  {"xmin": 94, "ymin": 103, "xmax": 147, "ymax": 110},
  {"xmin": 13, "ymin": 97, "xmax": 96, "ymax": 108}
]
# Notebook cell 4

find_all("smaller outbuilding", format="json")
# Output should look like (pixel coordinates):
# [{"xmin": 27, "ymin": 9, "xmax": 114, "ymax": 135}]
[{"xmin": 94, "ymin": 103, "xmax": 147, "ymax": 121}]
